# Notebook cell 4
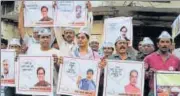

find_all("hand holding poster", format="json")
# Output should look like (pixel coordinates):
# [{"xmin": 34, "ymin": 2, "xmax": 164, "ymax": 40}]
[
  {"xmin": 1, "ymin": 49, "xmax": 16, "ymax": 86},
  {"xmin": 104, "ymin": 17, "xmax": 133, "ymax": 46},
  {"xmin": 24, "ymin": 1, "xmax": 54, "ymax": 27},
  {"xmin": 57, "ymin": 57, "xmax": 100, "ymax": 96},
  {"xmin": 54, "ymin": 1, "xmax": 87, "ymax": 27},
  {"xmin": 154, "ymin": 71, "xmax": 180, "ymax": 96},
  {"xmin": 16, "ymin": 56, "xmax": 53, "ymax": 95},
  {"xmin": 103, "ymin": 60, "xmax": 144, "ymax": 96}
]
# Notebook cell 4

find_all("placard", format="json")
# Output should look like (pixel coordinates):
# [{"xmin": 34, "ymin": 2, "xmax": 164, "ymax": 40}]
[
  {"xmin": 103, "ymin": 60, "xmax": 144, "ymax": 96},
  {"xmin": 16, "ymin": 56, "xmax": 53, "ymax": 95},
  {"xmin": 57, "ymin": 57, "xmax": 100, "ymax": 96},
  {"xmin": 1, "ymin": 49, "xmax": 16, "ymax": 86}
]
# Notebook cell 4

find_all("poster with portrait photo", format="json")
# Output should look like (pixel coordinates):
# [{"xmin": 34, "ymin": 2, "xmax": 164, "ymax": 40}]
[
  {"xmin": 57, "ymin": 57, "xmax": 100, "ymax": 96},
  {"xmin": 24, "ymin": 1, "xmax": 54, "ymax": 27},
  {"xmin": 16, "ymin": 55, "xmax": 53, "ymax": 95},
  {"xmin": 103, "ymin": 60, "xmax": 144, "ymax": 96},
  {"xmin": 154, "ymin": 71, "xmax": 180, "ymax": 96},
  {"xmin": 54, "ymin": 1, "xmax": 87, "ymax": 27},
  {"xmin": 104, "ymin": 17, "xmax": 133, "ymax": 46},
  {"xmin": 1, "ymin": 49, "xmax": 16, "ymax": 87}
]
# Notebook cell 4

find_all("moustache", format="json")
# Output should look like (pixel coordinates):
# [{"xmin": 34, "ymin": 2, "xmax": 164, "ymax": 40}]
[{"xmin": 120, "ymin": 46, "xmax": 126, "ymax": 49}]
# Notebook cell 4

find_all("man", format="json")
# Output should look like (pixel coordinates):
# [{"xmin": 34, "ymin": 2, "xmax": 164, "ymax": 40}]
[
  {"xmin": 120, "ymin": 26, "xmax": 129, "ymax": 40},
  {"xmin": 26, "ymin": 27, "xmax": 41, "ymax": 54},
  {"xmin": 76, "ymin": 5, "xmax": 82, "ymax": 19},
  {"xmin": 89, "ymin": 36, "xmax": 99, "ymax": 52},
  {"xmin": 138, "ymin": 41, "xmax": 143, "ymax": 53},
  {"xmin": 102, "ymin": 42, "xmax": 114, "ymax": 58},
  {"xmin": 77, "ymin": 69, "xmax": 96, "ymax": 91},
  {"xmin": 109, "ymin": 36, "xmax": 136, "ymax": 60},
  {"xmin": 35, "ymin": 67, "xmax": 50, "ymax": 87},
  {"xmin": 27, "ymin": 28, "xmax": 61, "ymax": 96},
  {"xmin": 39, "ymin": 6, "xmax": 53, "ymax": 22},
  {"xmin": 144, "ymin": 31, "xmax": 180, "ymax": 96},
  {"xmin": 58, "ymin": 27, "xmax": 76, "ymax": 56},
  {"xmin": 125, "ymin": 70, "xmax": 140, "ymax": 95},
  {"xmin": 98, "ymin": 42, "xmax": 114, "ymax": 96},
  {"xmin": 1, "ymin": 38, "xmax": 8, "ymax": 49},
  {"xmin": 136, "ymin": 37, "xmax": 155, "ymax": 96},
  {"xmin": 136, "ymin": 37, "xmax": 155, "ymax": 61},
  {"xmin": 1, "ymin": 60, "xmax": 10, "ymax": 79}
]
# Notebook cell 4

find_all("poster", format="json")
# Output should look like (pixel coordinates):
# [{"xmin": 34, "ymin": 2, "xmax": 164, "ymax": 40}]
[
  {"xmin": 54, "ymin": 1, "xmax": 87, "ymax": 27},
  {"xmin": 24, "ymin": 1, "xmax": 54, "ymax": 27},
  {"xmin": 1, "ymin": 49, "xmax": 16, "ymax": 86},
  {"xmin": 172, "ymin": 15, "xmax": 180, "ymax": 39},
  {"xmin": 104, "ymin": 17, "xmax": 133, "ymax": 46},
  {"xmin": 16, "ymin": 55, "xmax": 53, "ymax": 95},
  {"xmin": 57, "ymin": 57, "xmax": 100, "ymax": 96},
  {"xmin": 154, "ymin": 71, "xmax": 180, "ymax": 96},
  {"xmin": 103, "ymin": 60, "xmax": 144, "ymax": 96}
]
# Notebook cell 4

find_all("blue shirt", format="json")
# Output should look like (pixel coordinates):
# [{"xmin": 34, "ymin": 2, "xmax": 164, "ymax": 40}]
[{"xmin": 79, "ymin": 78, "xmax": 96, "ymax": 91}]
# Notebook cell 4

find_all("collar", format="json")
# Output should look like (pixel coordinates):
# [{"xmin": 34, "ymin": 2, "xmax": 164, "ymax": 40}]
[
  {"xmin": 156, "ymin": 50, "xmax": 171, "ymax": 59},
  {"xmin": 113, "ymin": 53, "xmax": 132, "ymax": 60}
]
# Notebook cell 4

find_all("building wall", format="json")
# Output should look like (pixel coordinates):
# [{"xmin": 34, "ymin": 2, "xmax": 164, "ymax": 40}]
[{"xmin": 1, "ymin": 21, "xmax": 19, "ymax": 41}]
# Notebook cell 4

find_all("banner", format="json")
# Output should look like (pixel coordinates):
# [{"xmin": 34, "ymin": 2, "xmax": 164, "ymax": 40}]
[
  {"xmin": 24, "ymin": 1, "xmax": 54, "ymax": 27},
  {"xmin": 104, "ymin": 17, "xmax": 133, "ymax": 46},
  {"xmin": 103, "ymin": 60, "xmax": 144, "ymax": 96},
  {"xmin": 16, "ymin": 56, "xmax": 53, "ymax": 95},
  {"xmin": 54, "ymin": 1, "xmax": 87, "ymax": 27},
  {"xmin": 1, "ymin": 49, "xmax": 16, "ymax": 86},
  {"xmin": 154, "ymin": 71, "xmax": 180, "ymax": 96},
  {"xmin": 172, "ymin": 15, "xmax": 180, "ymax": 39},
  {"xmin": 57, "ymin": 57, "xmax": 100, "ymax": 96}
]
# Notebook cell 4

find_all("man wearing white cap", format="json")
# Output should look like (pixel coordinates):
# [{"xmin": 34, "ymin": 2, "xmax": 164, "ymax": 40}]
[
  {"xmin": 27, "ymin": 28, "xmax": 61, "ymax": 96},
  {"xmin": 58, "ymin": 27, "xmax": 76, "ymax": 56},
  {"xmin": 24, "ymin": 27, "xmax": 41, "ymax": 54},
  {"xmin": 108, "ymin": 36, "xmax": 136, "ymax": 60},
  {"xmin": 136, "ymin": 37, "xmax": 155, "ymax": 96},
  {"xmin": 102, "ymin": 42, "xmax": 114, "ymax": 58},
  {"xmin": 144, "ymin": 31, "xmax": 180, "ymax": 96},
  {"xmin": 89, "ymin": 36, "xmax": 99, "ymax": 52},
  {"xmin": 137, "ymin": 37, "xmax": 155, "ymax": 61}
]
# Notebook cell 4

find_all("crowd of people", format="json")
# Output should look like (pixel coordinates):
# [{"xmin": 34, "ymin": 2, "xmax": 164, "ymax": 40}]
[{"xmin": 1, "ymin": 1, "xmax": 180, "ymax": 96}]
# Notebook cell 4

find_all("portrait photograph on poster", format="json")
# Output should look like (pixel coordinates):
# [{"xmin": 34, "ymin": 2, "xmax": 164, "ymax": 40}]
[
  {"xmin": 24, "ymin": 1, "xmax": 54, "ymax": 27},
  {"xmin": 16, "ymin": 56, "xmax": 53, "ymax": 95},
  {"xmin": 154, "ymin": 71, "xmax": 180, "ymax": 96},
  {"xmin": 1, "ymin": 49, "xmax": 16, "ymax": 87},
  {"xmin": 54, "ymin": 1, "xmax": 87, "ymax": 27},
  {"xmin": 104, "ymin": 17, "xmax": 133, "ymax": 46},
  {"xmin": 57, "ymin": 57, "xmax": 100, "ymax": 96},
  {"xmin": 103, "ymin": 60, "xmax": 144, "ymax": 96}
]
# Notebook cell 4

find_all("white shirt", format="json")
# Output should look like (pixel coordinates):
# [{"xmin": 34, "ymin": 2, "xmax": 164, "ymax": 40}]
[
  {"xmin": 173, "ymin": 48, "xmax": 180, "ymax": 59},
  {"xmin": 59, "ymin": 41, "xmax": 75, "ymax": 56}
]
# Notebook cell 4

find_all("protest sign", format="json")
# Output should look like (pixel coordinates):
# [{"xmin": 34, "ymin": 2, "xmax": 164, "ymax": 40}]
[
  {"xmin": 57, "ymin": 57, "xmax": 100, "ymax": 96},
  {"xmin": 1, "ymin": 49, "xmax": 16, "ymax": 86},
  {"xmin": 24, "ymin": 1, "xmax": 54, "ymax": 27},
  {"xmin": 104, "ymin": 17, "xmax": 133, "ymax": 46},
  {"xmin": 16, "ymin": 56, "xmax": 53, "ymax": 95},
  {"xmin": 154, "ymin": 71, "xmax": 180, "ymax": 96},
  {"xmin": 103, "ymin": 60, "xmax": 144, "ymax": 96},
  {"xmin": 54, "ymin": 1, "xmax": 87, "ymax": 27}
]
